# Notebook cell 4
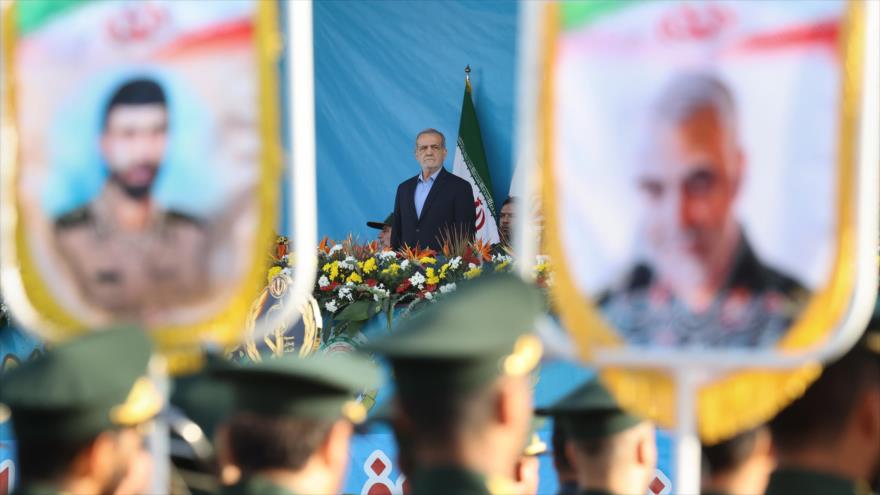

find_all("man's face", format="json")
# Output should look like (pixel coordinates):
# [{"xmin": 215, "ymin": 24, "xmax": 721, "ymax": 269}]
[
  {"xmin": 637, "ymin": 108, "xmax": 742, "ymax": 286},
  {"xmin": 415, "ymin": 133, "xmax": 446, "ymax": 174},
  {"xmin": 499, "ymin": 203, "xmax": 515, "ymax": 243},
  {"xmin": 379, "ymin": 226, "xmax": 392, "ymax": 249},
  {"xmin": 101, "ymin": 104, "xmax": 168, "ymax": 199}
]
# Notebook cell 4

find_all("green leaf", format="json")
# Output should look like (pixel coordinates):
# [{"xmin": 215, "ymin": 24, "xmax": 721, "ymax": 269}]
[{"xmin": 334, "ymin": 300, "xmax": 379, "ymax": 322}]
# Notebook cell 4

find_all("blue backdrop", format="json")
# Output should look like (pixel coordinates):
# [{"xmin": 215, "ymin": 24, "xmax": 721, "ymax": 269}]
[{"xmin": 313, "ymin": 0, "xmax": 519, "ymax": 241}]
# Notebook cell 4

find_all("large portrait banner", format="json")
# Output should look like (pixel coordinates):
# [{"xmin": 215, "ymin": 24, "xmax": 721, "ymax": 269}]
[
  {"xmin": 0, "ymin": 0, "xmax": 283, "ymax": 370},
  {"xmin": 542, "ymin": 0, "xmax": 877, "ymax": 443}
]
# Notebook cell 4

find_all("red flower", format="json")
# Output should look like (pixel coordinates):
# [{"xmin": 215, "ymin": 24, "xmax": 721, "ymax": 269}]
[
  {"xmin": 396, "ymin": 279, "xmax": 412, "ymax": 294},
  {"xmin": 366, "ymin": 279, "xmax": 378, "ymax": 287},
  {"xmin": 320, "ymin": 281, "xmax": 340, "ymax": 292}
]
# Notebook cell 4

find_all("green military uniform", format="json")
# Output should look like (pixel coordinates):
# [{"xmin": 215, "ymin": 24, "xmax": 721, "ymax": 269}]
[
  {"xmin": 54, "ymin": 194, "xmax": 210, "ymax": 319},
  {"xmin": 0, "ymin": 326, "xmax": 162, "ymax": 495},
  {"xmin": 219, "ymin": 475, "xmax": 298, "ymax": 495},
  {"xmin": 764, "ymin": 467, "xmax": 872, "ymax": 495},
  {"xmin": 764, "ymin": 322, "xmax": 880, "ymax": 495},
  {"xmin": 365, "ymin": 273, "xmax": 545, "ymax": 495},
  {"xmin": 536, "ymin": 378, "xmax": 645, "ymax": 495},
  {"xmin": 213, "ymin": 352, "xmax": 382, "ymax": 495}
]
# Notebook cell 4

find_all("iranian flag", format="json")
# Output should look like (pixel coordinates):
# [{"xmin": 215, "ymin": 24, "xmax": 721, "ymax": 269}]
[{"xmin": 453, "ymin": 76, "xmax": 500, "ymax": 244}]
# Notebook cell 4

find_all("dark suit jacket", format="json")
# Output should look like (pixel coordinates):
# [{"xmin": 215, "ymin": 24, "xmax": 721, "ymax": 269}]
[{"xmin": 391, "ymin": 168, "xmax": 475, "ymax": 251}]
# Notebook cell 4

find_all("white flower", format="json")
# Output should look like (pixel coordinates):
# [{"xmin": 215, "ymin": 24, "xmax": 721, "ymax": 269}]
[
  {"xmin": 329, "ymin": 244, "xmax": 343, "ymax": 254},
  {"xmin": 424, "ymin": 291, "xmax": 433, "ymax": 301},
  {"xmin": 318, "ymin": 275, "xmax": 330, "ymax": 288},
  {"xmin": 492, "ymin": 254, "xmax": 513, "ymax": 264},
  {"xmin": 325, "ymin": 300, "xmax": 338, "ymax": 313},
  {"xmin": 371, "ymin": 287, "xmax": 390, "ymax": 302},
  {"xmin": 379, "ymin": 251, "xmax": 398, "ymax": 260},
  {"xmin": 409, "ymin": 272, "xmax": 426, "ymax": 288},
  {"xmin": 468, "ymin": 263, "xmax": 477, "ymax": 270},
  {"xmin": 340, "ymin": 257, "xmax": 356, "ymax": 270},
  {"xmin": 400, "ymin": 259, "xmax": 410, "ymax": 270},
  {"xmin": 449, "ymin": 256, "xmax": 462, "ymax": 269},
  {"xmin": 339, "ymin": 287, "xmax": 353, "ymax": 301},
  {"xmin": 345, "ymin": 281, "xmax": 355, "ymax": 287},
  {"xmin": 439, "ymin": 283, "xmax": 457, "ymax": 294}
]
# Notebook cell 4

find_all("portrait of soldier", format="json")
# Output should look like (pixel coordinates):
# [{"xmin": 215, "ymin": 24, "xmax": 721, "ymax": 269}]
[
  {"xmin": 52, "ymin": 77, "xmax": 212, "ymax": 320},
  {"xmin": 599, "ymin": 73, "xmax": 809, "ymax": 347}
]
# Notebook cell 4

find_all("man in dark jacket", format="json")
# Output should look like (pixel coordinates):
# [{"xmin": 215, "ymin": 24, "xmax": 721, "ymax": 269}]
[{"xmin": 391, "ymin": 129, "xmax": 475, "ymax": 251}]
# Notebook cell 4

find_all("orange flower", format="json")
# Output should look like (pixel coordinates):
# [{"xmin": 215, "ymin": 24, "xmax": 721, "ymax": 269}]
[
  {"xmin": 399, "ymin": 245, "xmax": 437, "ymax": 261},
  {"xmin": 318, "ymin": 237, "xmax": 332, "ymax": 254}
]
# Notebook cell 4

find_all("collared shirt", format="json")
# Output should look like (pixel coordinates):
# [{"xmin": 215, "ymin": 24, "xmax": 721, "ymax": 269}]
[
  {"xmin": 219, "ymin": 475, "xmax": 297, "ymax": 495},
  {"xmin": 414, "ymin": 168, "xmax": 441, "ymax": 219},
  {"xmin": 764, "ymin": 467, "xmax": 871, "ymax": 495}
]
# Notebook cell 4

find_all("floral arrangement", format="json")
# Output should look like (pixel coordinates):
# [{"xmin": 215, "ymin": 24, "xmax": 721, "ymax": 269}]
[{"xmin": 307, "ymin": 235, "xmax": 551, "ymax": 339}]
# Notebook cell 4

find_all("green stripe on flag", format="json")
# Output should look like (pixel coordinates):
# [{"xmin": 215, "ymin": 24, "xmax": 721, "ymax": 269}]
[
  {"xmin": 561, "ymin": 0, "xmax": 643, "ymax": 31},
  {"xmin": 458, "ymin": 81, "xmax": 496, "ymax": 217},
  {"xmin": 16, "ymin": 0, "xmax": 85, "ymax": 36}
]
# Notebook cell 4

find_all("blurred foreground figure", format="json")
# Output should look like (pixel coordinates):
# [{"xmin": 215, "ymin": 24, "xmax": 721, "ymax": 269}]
[
  {"xmin": 213, "ymin": 353, "xmax": 381, "ymax": 495},
  {"xmin": 538, "ymin": 379, "xmax": 657, "ymax": 495},
  {"xmin": 550, "ymin": 419, "xmax": 579, "ymax": 495},
  {"xmin": 701, "ymin": 426, "xmax": 775, "ymax": 495},
  {"xmin": 0, "ymin": 326, "xmax": 162, "ymax": 495},
  {"xmin": 765, "ymin": 315, "xmax": 880, "ymax": 495},
  {"xmin": 366, "ymin": 273, "xmax": 544, "ymax": 494},
  {"xmin": 512, "ymin": 422, "xmax": 548, "ymax": 495}
]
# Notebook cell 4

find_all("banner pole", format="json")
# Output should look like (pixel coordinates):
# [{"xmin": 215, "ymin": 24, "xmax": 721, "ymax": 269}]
[
  {"xmin": 148, "ymin": 356, "xmax": 170, "ymax": 494},
  {"xmin": 674, "ymin": 368, "xmax": 701, "ymax": 495}
]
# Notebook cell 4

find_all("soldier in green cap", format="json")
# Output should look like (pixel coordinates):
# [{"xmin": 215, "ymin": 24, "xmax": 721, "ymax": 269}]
[
  {"xmin": 701, "ymin": 426, "xmax": 774, "ymax": 495},
  {"xmin": 212, "ymin": 352, "xmax": 382, "ymax": 495},
  {"xmin": 764, "ymin": 316, "xmax": 880, "ymax": 495},
  {"xmin": 537, "ymin": 377, "xmax": 657, "ymax": 495},
  {"xmin": 366, "ymin": 213, "xmax": 393, "ymax": 250},
  {"xmin": 365, "ymin": 272, "xmax": 545, "ymax": 495},
  {"xmin": 0, "ymin": 326, "xmax": 163, "ymax": 495}
]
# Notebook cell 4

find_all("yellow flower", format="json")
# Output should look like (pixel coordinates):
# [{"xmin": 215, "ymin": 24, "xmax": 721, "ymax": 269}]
[
  {"xmin": 495, "ymin": 260, "xmax": 511, "ymax": 271},
  {"xmin": 267, "ymin": 266, "xmax": 282, "ymax": 283},
  {"xmin": 425, "ymin": 267, "xmax": 440, "ymax": 285},
  {"xmin": 381, "ymin": 263, "xmax": 401, "ymax": 275},
  {"xmin": 357, "ymin": 261, "xmax": 364, "ymax": 270},
  {"xmin": 535, "ymin": 262, "xmax": 549, "ymax": 273},
  {"xmin": 464, "ymin": 266, "xmax": 482, "ymax": 280},
  {"xmin": 329, "ymin": 261, "xmax": 340, "ymax": 281},
  {"xmin": 363, "ymin": 257, "xmax": 378, "ymax": 274},
  {"xmin": 439, "ymin": 263, "xmax": 449, "ymax": 279},
  {"xmin": 347, "ymin": 272, "xmax": 363, "ymax": 284},
  {"xmin": 322, "ymin": 262, "xmax": 331, "ymax": 272},
  {"xmin": 419, "ymin": 256, "xmax": 437, "ymax": 265}
]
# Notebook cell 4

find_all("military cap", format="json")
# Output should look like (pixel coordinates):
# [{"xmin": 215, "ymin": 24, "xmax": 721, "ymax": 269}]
[
  {"xmin": 0, "ymin": 325, "xmax": 161, "ymax": 443},
  {"xmin": 367, "ymin": 213, "xmax": 393, "ymax": 230},
  {"xmin": 171, "ymin": 352, "xmax": 236, "ymax": 439},
  {"xmin": 364, "ymin": 272, "xmax": 544, "ymax": 395},
  {"xmin": 536, "ymin": 378, "xmax": 642, "ymax": 440},
  {"xmin": 213, "ymin": 352, "xmax": 382, "ymax": 424}
]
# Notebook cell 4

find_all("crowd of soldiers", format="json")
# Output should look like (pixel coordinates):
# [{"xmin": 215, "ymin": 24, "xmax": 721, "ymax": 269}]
[{"xmin": 1, "ymin": 273, "xmax": 878, "ymax": 495}]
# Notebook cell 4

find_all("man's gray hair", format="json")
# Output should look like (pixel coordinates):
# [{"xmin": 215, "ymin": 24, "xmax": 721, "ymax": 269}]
[
  {"xmin": 415, "ymin": 128, "xmax": 446, "ymax": 149},
  {"xmin": 653, "ymin": 72, "xmax": 739, "ymax": 135}
]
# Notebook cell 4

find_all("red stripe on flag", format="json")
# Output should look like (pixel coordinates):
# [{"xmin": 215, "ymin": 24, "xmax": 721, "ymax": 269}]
[
  {"xmin": 154, "ymin": 18, "xmax": 253, "ymax": 58},
  {"xmin": 732, "ymin": 20, "xmax": 838, "ymax": 53}
]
